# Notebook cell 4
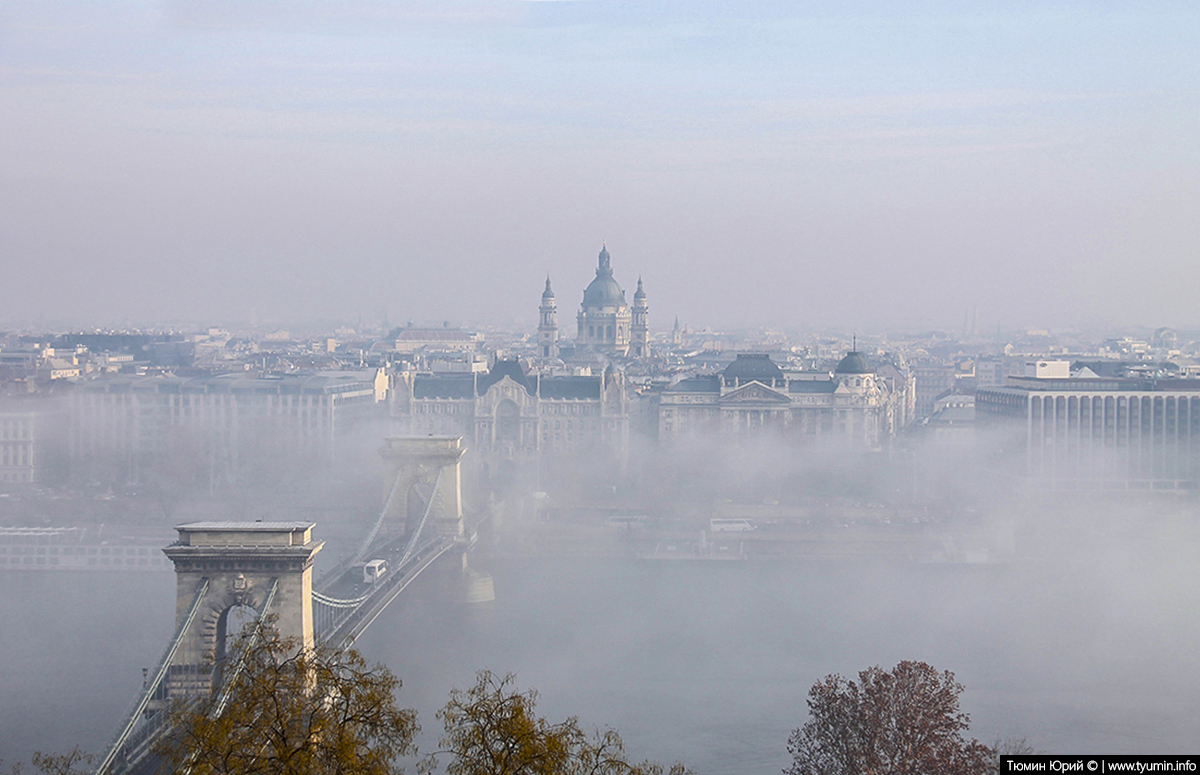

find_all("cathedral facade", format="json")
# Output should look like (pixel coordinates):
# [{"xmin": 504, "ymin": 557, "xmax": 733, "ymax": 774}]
[{"xmin": 540, "ymin": 245, "xmax": 649, "ymax": 359}]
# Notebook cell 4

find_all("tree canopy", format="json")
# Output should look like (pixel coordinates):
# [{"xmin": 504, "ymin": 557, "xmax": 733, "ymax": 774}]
[
  {"xmin": 155, "ymin": 620, "xmax": 419, "ymax": 775},
  {"xmin": 421, "ymin": 670, "xmax": 690, "ymax": 775},
  {"xmin": 786, "ymin": 661, "xmax": 994, "ymax": 775}
]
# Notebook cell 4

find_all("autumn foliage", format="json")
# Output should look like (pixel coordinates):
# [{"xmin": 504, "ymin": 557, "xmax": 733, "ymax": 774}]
[
  {"xmin": 421, "ymin": 670, "xmax": 690, "ymax": 775},
  {"xmin": 786, "ymin": 661, "xmax": 994, "ymax": 775},
  {"xmin": 155, "ymin": 624, "xmax": 419, "ymax": 775}
]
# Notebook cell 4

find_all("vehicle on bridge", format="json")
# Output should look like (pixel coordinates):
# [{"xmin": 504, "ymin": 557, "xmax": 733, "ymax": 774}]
[
  {"xmin": 363, "ymin": 559, "xmax": 388, "ymax": 584},
  {"xmin": 709, "ymin": 518, "xmax": 757, "ymax": 532}
]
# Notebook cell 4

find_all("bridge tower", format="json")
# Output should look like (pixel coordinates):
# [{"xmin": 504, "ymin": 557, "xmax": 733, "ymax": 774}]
[
  {"xmin": 379, "ymin": 436, "xmax": 466, "ymax": 538},
  {"xmin": 162, "ymin": 522, "xmax": 323, "ymax": 696}
]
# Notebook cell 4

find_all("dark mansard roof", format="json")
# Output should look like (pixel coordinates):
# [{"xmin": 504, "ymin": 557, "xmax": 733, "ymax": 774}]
[
  {"xmin": 539, "ymin": 377, "xmax": 602, "ymax": 400},
  {"xmin": 412, "ymin": 375, "xmax": 476, "ymax": 399},
  {"xmin": 412, "ymin": 360, "xmax": 604, "ymax": 400},
  {"xmin": 665, "ymin": 374, "xmax": 722, "ymax": 393},
  {"xmin": 477, "ymin": 359, "xmax": 537, "ymax": 395},
  {"xmin": 834, "ymin": 351, "xmax": 874, "ymax": 375},
  {"xmin": 723, "ymin": 354, "xmax": 784, "ymax": 384}
]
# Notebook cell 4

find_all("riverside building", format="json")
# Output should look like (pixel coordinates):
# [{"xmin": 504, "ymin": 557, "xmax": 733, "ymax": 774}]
[{"xmin": 976, "ymin": 366, "xmax": 1200, "ymax": 490}]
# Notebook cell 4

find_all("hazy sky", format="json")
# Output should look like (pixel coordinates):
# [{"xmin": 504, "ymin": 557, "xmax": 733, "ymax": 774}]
[{"xmin": 2, "ymin": 1, "xmax": 1198, "ymax": 333}]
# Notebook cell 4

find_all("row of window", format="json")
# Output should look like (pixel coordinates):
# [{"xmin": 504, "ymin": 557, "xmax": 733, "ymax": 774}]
[
  {"xmin": 0, "ymin": 421, "xmax": 32, "ymax": 440},
  {"xmin": 0, "ymin": 448, "xmax": 31, "ymax": 467},
  {"xmin": 0, "ymin": 555, "xmax": 169, "ymax": 566},
  {"xmin": 412, "ymin": 402, "xmax": 598, "ymax": 416},
  {"xmin": 0, "ymin": 545, "xmax": 154, "ymax": 555},
  {"xmin": 583, "ymin": 324, "xmax": 624, "ymax": 340}
]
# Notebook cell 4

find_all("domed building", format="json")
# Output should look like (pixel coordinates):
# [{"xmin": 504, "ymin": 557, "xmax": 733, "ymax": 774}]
[
  {"xmin": 655, "ymin": 350, "xmax": 904, "ymax": 449},
  {"xmin": 576, "ymin": 245, "xmax": 637, "ymax": 356}
]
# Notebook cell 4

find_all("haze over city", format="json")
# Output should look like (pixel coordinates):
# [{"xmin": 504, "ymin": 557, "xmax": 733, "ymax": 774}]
[
  {"xmin": 3, "ymin": 4, "xmax": 1200, "ymax": 775},
  {"xmin": 3, "ymin": 1, "xmax": 1199, "ymax": 331}
]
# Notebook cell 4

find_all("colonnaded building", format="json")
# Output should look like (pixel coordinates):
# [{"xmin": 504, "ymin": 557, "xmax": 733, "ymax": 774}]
[
  {"xmin": 977, "ymin": 363, "xmax": 1200, "ymax": 490},
  {"xmin": 70, "ymin": 372, "xmax": 383, "ymax": 488}
]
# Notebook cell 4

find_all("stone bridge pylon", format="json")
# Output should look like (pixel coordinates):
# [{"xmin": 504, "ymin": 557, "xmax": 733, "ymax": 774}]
[
  {"xmin": 378, "ymin": 436, "xmax": 466, "ymax": 539},
  {"xmin": 161, "ymin": 522, "xmax": 323, "ymax": 696}
]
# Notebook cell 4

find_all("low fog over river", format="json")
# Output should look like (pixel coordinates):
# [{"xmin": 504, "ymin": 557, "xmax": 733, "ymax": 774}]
[{"xmin": 4, "ymin": 509, "xmax": 1199, "ymax": 774}]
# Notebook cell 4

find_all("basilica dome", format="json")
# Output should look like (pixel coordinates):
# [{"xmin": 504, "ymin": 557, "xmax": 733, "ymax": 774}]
[
  {"xmin": 582, "ymin": 245, "xmax": 627, "ymax": 308},
  {"xmin": 583, "ymin": 275, "xmax": 626, "ymax": 307}
]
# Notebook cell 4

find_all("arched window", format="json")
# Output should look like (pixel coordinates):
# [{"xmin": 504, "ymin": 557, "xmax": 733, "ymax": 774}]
[{"xmin": 606, "ymin": 325, "xmax": 614, "ymax": 339}]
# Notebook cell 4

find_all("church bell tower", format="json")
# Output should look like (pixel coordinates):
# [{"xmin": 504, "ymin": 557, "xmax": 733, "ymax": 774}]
[
  {"xmin": 631, "ymin": 277, "xmax": 649, "ymax": 358},
  {"xmin": 538, "ymin": 276, "xmax": 559, "ymax": 359}
]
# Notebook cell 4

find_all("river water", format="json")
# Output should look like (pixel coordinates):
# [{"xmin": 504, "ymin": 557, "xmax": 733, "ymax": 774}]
[{"xmin": 3, "ymin": 545, "xmax": 1199, "ymax": 772}]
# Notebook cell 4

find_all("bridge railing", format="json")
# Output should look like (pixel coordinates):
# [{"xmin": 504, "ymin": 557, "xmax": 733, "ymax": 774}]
[
  {"xmin": 93, "ymin": 578, "xmax": 211, "ymax": 775},
  {"xmin": 315, "ymin": 468, "xmax": 441, "ymax": 595},
  {"xmin": 319, "ymin": 534, "xmax": 457, "ymax": 648},
  {"xmin": 314, "ymin": 468, "xmax": 444, "ymax": 640}
]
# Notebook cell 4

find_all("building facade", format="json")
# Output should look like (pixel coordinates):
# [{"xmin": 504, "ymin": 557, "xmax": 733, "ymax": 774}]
[
  {"xmin": 655, "ymin": 352, "xmax": 905, "ymax": 449},
  {"xmin": 574, "ymin": 245, "xmax": 645, "ymax": 357},
  {"xmin": 0, "ymin": 412, "xmax": 36, "ymax": 485},
  {"xmin": 71, "ymin": 373, "xmax": 380, "ymax": 486},
  {"xmin": 391, "ymin": 359, "xmax": 629, "ymax": 465},
  {"xmin": 977, "ymin": 375, "xmax": 1200, "ymax": 489}
]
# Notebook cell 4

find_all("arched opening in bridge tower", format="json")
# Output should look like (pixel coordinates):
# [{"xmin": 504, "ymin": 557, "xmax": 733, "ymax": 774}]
[{"xmin": 213, "ymin": 604, "xmax": 259, "ymax": 689}]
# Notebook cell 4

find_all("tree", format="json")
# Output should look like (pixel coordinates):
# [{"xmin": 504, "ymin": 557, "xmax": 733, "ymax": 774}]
[
  {"xmin": 155, "ymin": 620, "xmax": 418, "ymax": 775},
  {"xmin": 786, "ymin": 661, "xmax": 994, "ymax": 775},
  {"xmin": 420, "ymin": 671, "xmax": 690, "ymax": 775},
  {"xmin": 30, "ymin": 749, "xmax": 93, "ymax": 775},
  {"xmin": 1, "ymin": 746, "xmax": 94, "ymax": 775}
]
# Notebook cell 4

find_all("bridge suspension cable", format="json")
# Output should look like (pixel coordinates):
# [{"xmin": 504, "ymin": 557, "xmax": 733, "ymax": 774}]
[
  {"xmin": 93, "ymin": 578, "xmax": 211, "ymax": 775},
  {"xmin": 349, "ymin": 465, "xmax": 407, "ymax": 567},
  {"xmin": 397, "ymin": 468, "xmax": 441, "ymax": 568},
  {"xmin": 313, "ymin": 468, "xmax": 443, "ymax": 640},
  {"xmin": 312, "ymin": 589, "xmax": 373, "ymax": 608}
]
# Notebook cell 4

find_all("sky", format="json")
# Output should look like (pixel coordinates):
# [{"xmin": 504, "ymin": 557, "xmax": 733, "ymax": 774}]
[{"xmin": 1, "ymin": 1, "xmax": 1198, "ymax": 333}]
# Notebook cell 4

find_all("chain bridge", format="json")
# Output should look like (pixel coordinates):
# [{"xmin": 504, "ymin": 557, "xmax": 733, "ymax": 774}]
[{"xmin": 92, "ymin": 436, "xmax": 475, "ymax": 775}]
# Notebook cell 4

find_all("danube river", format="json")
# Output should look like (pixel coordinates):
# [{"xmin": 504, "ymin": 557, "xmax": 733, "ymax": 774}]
[{"xmin": 3, "ymin": 544, "xmax": 1199, "ymax": 772}]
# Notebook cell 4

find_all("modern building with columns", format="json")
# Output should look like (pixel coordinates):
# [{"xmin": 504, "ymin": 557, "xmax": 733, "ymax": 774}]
[{"xmin": 977, "ymin": 372, "xmax": 1200, "ymax": 489}]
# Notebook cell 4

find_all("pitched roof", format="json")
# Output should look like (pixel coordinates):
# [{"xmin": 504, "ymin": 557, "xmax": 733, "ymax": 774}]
[
  {"xmin": 665, "ymin": 375, "xmax": 721, "ymax": 393},
  {"xmin": 477, "ymin": 359, "xmax": 536, "ymax": 395}
]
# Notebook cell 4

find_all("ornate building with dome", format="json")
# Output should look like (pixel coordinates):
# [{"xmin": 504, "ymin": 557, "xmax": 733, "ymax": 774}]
[
  {"xmin": 558, "ymin": 244, "xmax": 648, "ymax": 358},
  {"xmin": 654, "ymin": 351, "xmax": 906, "ymax": 449}
]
